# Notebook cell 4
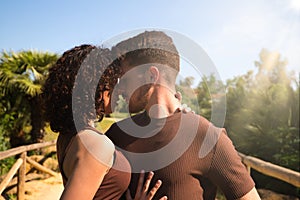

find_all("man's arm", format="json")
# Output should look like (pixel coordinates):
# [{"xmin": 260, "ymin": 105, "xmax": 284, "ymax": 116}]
[{"xmin": 206, "ymin": 128, "xmax": 261, "ymax": 199}]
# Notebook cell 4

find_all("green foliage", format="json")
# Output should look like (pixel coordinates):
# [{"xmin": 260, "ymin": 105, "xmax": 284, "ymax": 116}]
[
  {"xmin": 43, "ymin": 123, "xmax": 58, "ymax": 142},
  {"xmin": 0, "ymin": 101, "xmax": 14, "ymax": 175},
  {"xmin": 177, "ymin": 75, "xmax": 225, "ymax": 126},
  {"xmin": 222, "ymin": 49, "xmax": 299, "ymax": 196},
  {"xmin": 195, "ymin": 75, "xmax": 225, "ymax": 121},
  {"xmin": 0, "ymin": 50, "xmax": 58, "ymax": 147},
  {"xmin": 0, "ymin": 51, "xmax": 57, "ymax": 96},
  {"xmin": 114, "ymin": 95, "xmax": 128, "ymax": 113},
  {"xmin": 225, "ymin": 49, "xmax": 299, "ymax": 170},
  {"xmin": 0, "ymin": 118, "xmax": 16, "ymax": 176},
  {"xmin": 176, "ymin": 76, "xmax": 200, "ymax": 114},
  {"xmin": 95, "ymin": 117, "xmax": 118, "ymax": 133}
]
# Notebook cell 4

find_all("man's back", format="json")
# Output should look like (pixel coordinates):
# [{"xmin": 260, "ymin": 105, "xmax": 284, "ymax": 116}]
[{"xmin": 106, "ymin": 111, "xmax": 255, "ymax": 200}]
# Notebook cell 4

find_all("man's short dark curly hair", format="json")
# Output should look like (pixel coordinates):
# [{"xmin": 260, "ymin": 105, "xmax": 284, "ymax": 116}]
[
  {"xmin": 42, "ymin": 44, "xmax": 121, "ymax": 134},
  {"xmin": 111, "ymin": 31, "xmax": 180, "ymax": 84}
]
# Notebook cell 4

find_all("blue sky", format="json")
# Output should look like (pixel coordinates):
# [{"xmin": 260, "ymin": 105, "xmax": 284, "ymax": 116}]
[{"xmin": 1, "ymin": 0, "xmax": 299, "ymax": 82}]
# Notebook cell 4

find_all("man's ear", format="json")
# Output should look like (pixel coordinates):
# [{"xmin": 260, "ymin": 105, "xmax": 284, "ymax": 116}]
[{"xmin": 148, "ymin": 66, "xmax": 159, "ymax": 83}]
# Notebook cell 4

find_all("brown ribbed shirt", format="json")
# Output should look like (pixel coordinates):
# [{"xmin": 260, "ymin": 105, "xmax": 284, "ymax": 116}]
[{"xmin": 106, "ymin": 111, "xmax": 255, "ymax": 200}]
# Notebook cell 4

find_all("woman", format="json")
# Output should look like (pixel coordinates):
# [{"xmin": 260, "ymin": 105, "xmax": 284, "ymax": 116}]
[{"xmin": 42, "ymin": 44, "xmax": 167, "ymax": 200}]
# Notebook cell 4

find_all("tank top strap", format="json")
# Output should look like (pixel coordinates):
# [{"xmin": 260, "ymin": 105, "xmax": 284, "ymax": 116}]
[{"xmin": 59, "ymin": 134, "xmax": 76, "ymax": 181}]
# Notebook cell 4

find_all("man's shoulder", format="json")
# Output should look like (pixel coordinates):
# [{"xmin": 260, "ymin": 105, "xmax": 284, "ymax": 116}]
[
  {"xmin": 182, "ymin": 112, "xmax": 211, "ymax": 128},
  {"xmin": 107, "ymin": 113, "xmax": 144, "ymax": 130},
  {"xmin": 105, "ymin": 112, "xmax": 145, "ymax": 144},
  {"xmin": 188, "ymin": 113, "xmax": 223, "ymax": 131},
  {"xmin": 183, "ymin": 112, "xmax": 225, "ymax": 140}
]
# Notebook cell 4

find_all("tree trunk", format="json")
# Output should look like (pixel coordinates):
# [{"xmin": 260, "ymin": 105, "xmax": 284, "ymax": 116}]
[{"xmin": 29, "ymin": 96, "xmax": 44, "ymax": 144}]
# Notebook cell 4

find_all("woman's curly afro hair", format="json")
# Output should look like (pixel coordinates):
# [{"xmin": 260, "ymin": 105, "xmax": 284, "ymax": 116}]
[{"xmin": 42, "ymin": 44, "xmax": 121, "ymax": 134}]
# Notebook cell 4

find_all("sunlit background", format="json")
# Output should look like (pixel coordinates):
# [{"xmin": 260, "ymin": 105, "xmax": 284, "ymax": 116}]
[
  {"xmin": 0, "ymin": 0, "xmax": 300, "ymax": 198},
  {"xmin": 0, "ymin": 0, "xmax": 299, "ymax": 81}
]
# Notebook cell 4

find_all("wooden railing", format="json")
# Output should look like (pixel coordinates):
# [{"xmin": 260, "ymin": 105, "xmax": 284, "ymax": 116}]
[
  {"xmin": 0, "ymin": 141, "xmax": 299, "ymax": 199},
  {"xmin": 0, "ymin": 141, "xmax": 56, "ymax": 200},
  {"xmin": 239, "ymin": 153, "xmax": 300, "ymax": 187}
]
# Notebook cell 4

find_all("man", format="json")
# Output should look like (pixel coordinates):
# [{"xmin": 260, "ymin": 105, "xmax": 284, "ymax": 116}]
[{"xmin": 106, "ymin": 31, "xmax": 261, "ymax": 200}]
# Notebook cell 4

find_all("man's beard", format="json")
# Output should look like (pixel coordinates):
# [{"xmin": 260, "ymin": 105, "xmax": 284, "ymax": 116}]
[{"xmin": 128, "ymin": 84, "xmax": 151, "ymax": 113}]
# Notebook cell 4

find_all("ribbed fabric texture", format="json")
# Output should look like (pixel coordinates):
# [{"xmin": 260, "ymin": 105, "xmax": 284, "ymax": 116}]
[{"xmin": 107, "ymin": 111, "xmax": 255, "ymax": 200}]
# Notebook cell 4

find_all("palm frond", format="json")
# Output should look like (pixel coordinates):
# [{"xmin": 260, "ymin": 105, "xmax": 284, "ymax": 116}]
[{"xmin": 0, "ymin": 50, "xmax": 58, "ymax": 97}]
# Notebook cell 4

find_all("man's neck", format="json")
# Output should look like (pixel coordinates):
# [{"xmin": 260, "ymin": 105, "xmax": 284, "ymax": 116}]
[{"xmin": 145, "ymin": 85, "xmax": 181, "ymax": 118}]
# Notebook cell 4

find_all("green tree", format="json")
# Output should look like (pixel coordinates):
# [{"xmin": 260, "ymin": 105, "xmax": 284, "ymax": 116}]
[
  {"xmin": 194, "ymin": 74, "xmax": 225, "ymax": 123},
  {"xmin": 176, "ymin": 76, "xmax": 199, "ymax": 113},
  {"xmin": 0, "ymin": 50, "xmax": 58, "ymax": 147},
  {"xmin": 114, "ymin": 95, "xmax": 128, "ymax": 113},
  {"xmin": 224, "ymin": 71, "xmax": 254, "ymax": 134},
  {"xmin": 224, "ymin": 49, "xmax": 299, "ymax": 196}
]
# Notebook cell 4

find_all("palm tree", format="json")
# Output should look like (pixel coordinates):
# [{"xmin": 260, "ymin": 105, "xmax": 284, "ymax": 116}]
[{"xmin": 0, "ymin": 50, "xmax": 58, "ymax": 147}]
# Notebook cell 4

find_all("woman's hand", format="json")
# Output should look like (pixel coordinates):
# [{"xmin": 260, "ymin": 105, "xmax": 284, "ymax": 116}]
[
  {"xmin": 126, "ymin": 171, "xmax": 167, "ymax": 200},
  {"xmin": 175, "ymin": 91, "xmax": 194, "ymax": 114}
]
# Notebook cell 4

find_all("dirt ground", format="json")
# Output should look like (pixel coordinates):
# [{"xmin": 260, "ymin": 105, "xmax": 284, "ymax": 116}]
[
  {"xmin": 23, "ymin": 174, "xmax": 63, "ymax": 200},
  {"xmin": 1, "ymin": 173, "xmax": 63, "ymax": 200}
]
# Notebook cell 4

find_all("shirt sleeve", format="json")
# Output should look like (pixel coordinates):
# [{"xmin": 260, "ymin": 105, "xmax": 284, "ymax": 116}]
[{"xmin": 206, "ymin": 129, "xmax": 255, "ymax": 199}]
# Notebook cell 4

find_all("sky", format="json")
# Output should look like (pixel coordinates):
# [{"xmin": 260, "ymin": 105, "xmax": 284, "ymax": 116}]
[{"xmin": 1, "ymin": 0, "xmax": 299, "ymax": 83}]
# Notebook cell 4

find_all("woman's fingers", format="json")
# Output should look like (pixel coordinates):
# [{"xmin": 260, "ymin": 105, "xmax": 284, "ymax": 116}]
[
  {"xmin": 142, "ymin": 171, "xmax": 154, "ymax": 192},
  {"xmin": 130, "ymin": 170, "xmax": 168, "ymax": 200},
  {"xmin": 147, "ymin": 179, "xmax": 162, "ymax": 199},
  {"xmin": 159, "ymin": 196, "xmax": 168, "ymax": 200},
  {"xmin": 135, "ymin": 170, "xmax": 145, "ymax": 196}
]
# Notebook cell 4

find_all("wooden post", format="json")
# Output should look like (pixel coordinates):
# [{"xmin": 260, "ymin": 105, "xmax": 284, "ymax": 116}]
[
  {"xmin": 0, "ymin": 158, "xmax": 23, "ymax": 195},
  {"xmin": 247, "ymin": 165, "xmax": 251, "ymax": 175},
  {"xmin": 17, "ymin": 152, "xmax": 26, "ymax": 200}
]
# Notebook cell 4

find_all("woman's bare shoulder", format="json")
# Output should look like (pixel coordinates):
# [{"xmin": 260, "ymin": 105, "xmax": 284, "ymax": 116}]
[{"xmin": 75, "ymin": 129, "xmax": 115, "ymax": 167}]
